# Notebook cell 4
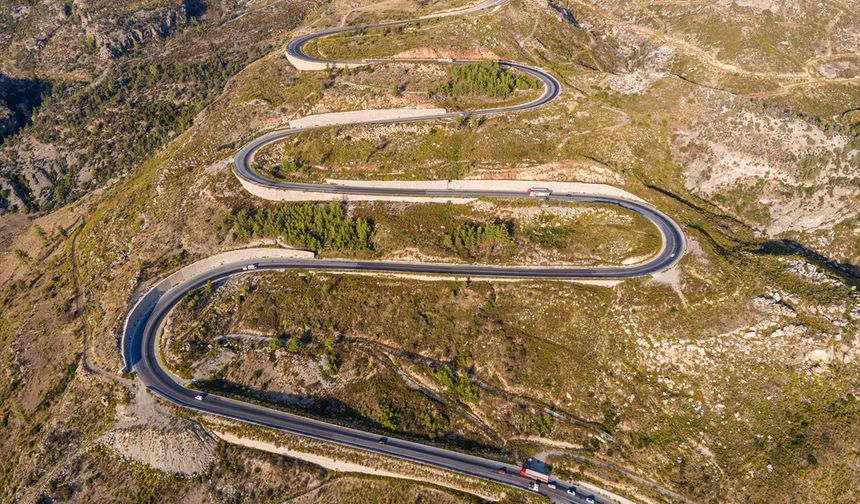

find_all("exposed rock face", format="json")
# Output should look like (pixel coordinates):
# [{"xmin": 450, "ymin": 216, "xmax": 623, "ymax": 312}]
[
  {"xmin": 0, "ymin": 1, "xmax": 221, "ymax": 214},
  {"xmin": 98, "ymin": 382, "xmax": 217, "ymax": 475},
  {"xmin": 100, "ymin": 420, "xmax": 217, "ymax": 475},
  {"xmin": 676, "ymin": 105, "xmax": 858, "ymax": 234},
  {"xmin": 0, "ymin": 177, "xmax": 30, "ymax": 212},
  {"xmin": 77, "ymin": 1, "xmax": 192, "ymax": 59}
]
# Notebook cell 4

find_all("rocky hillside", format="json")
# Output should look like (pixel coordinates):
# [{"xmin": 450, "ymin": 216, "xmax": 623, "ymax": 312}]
[
  {"xmin": 0, "ymin": 0, "xmax": 857, "ymax": 503},
  {"xmin": 0, "ymin": 0, "xmax": 298, "ymax": 213}
]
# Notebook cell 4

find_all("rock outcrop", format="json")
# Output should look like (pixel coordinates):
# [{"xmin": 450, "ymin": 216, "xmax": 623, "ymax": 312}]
[{"xmin": 77, "ymin": 0, "xmax": 196, "ymax": 59}]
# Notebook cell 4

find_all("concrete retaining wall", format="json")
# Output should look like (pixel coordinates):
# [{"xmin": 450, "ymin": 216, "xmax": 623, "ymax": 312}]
[
  {"xmin": 237, "ymin": 177, "xmax": 475, "ymax": 204},
  {"xmin": 419, "ymin": 0, "xmax": 506, "ymax": 19},
  {"xmin": 150, "ymin": 248, "xmax": 313, "ymax": 291},
  {"xmin": 289, "ymin": 108, "xmax": 447, "ymax": 129},
  {"xmin": 326, "ymin": 179, "xmax": 648, "ymax": 203},
  {"xmin": 286, "ymin": 52, "xmax": 364, "ymax": 71},
  {"xmin": 239, "ymin": 176, "xmax": 647, "ymax": 205}
]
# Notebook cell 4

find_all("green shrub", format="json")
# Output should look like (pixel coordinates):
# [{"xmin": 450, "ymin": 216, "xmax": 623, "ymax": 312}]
[
  {"xmin": 533, "ymin": 412, "xmax": 554, "ymax": 437},
  {"xmin": 432, "ymin": 365, "xmax": 479, "ymax": 403},
  {"xmin": 12, "ymin": 249, "xmax": 30, "ymax": 265},
  {"xmin": 287, "ymin": 338, "xmax": 304, "ymax": 354},
  {"xmin": 324, "ymin": 354, "xmax": 339, "ymax": 375}
]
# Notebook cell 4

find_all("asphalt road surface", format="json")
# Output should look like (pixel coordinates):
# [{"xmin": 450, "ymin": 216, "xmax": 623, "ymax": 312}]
[{"xmin": 123, "ymin": 0, "xmax": 686, "ymax": 502}]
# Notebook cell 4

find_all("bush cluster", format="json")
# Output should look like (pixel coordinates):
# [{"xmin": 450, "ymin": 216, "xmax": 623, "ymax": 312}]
[
  {"xmin": 432, "ymin": 365, "xmax": 480, "ymax": 404},
  {"xmin": 441, "ymin": 220, "xmax": 512, "ymax": 258},
  {"xmin": 532, "ymin": 412, "xmax": 554, "ymax": 437}
]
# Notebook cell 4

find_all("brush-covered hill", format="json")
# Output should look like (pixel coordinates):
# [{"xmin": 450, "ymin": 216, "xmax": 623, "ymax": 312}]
[{"xmin": 0, "ymin": 1, "xmax": 857, "ymax": 502}]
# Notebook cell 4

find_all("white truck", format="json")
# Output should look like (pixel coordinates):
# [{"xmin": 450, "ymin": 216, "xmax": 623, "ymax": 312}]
[{"xmin": 527, "ymin": 187, "xmax": 552, "ymax": 197}]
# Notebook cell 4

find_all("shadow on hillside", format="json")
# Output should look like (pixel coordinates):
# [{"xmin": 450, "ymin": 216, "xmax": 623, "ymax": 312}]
[
  {"xmin": 193, "ymin": 377, "xmax": 504, "ymax": 456},
  {"xmin": 0, "ymin": 75, "xmax": 51, "ymax": 144},
  {"xmin": 185, "ymin": 0, "xmax": 207, "ymax": 20},
  {"xmin": 646, "ymin": 185, "xmax": 859, "ymax": 288},
  {"xmin": 754, "ymin": 239, "xmax": 860, "ymax": 288},
  {"xmin": 646, "ymin": 184, "xmax": 749, "ymax": 228}
]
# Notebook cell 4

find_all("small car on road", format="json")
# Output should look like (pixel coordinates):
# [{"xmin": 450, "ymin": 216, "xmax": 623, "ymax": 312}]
[
  {"xmin": 497, "ymin": 467, "xmax": 507, "ymax": 475},
  {"xmin": 586, "ymin": 496, "xmax": 596, "ymax": 503},
  {"xmin": 194, "ymin": 394, "xmax": 204, "ymax": 401},
  {"xmin": 567, "ymin": 486, "xmax": 577, "ymax": 495}
]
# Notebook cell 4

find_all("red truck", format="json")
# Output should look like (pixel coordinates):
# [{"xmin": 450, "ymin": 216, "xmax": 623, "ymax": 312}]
[{"xmin": 520, "ymin": 458, "xmax": 550, "ymax": 482}]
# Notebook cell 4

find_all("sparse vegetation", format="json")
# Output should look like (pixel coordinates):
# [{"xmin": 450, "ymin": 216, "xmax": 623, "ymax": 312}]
[
  {"xmin": 12, "ymin": 249, "xmax": 29, "ymax": 265},
  {"xmin": 287, "ymin": 337, "xmax": 304, "ymax": 354}
]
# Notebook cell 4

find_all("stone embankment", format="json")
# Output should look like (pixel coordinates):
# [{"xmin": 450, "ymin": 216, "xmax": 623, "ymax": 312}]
[{"xmin": 288, "ymin": 108, "xmax": 447, "ymax": 129}]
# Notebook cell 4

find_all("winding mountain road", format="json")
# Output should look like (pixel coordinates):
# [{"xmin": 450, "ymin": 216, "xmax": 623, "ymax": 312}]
[{"xmin": 123, "ymin": 1, "xmax": 684, "ymax": 502}]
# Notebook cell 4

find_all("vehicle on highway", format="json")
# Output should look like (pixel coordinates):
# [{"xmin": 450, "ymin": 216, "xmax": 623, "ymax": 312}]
[
  {"xmin": 529, "ymin": 482, "xmax": 540, "ymax": 492},
  {"xmin": 194, "ymin": 394, "xmax": 204, "ymax": 401},
  {"xmin": 548, "ymin": 482, "xmax": 556, "ymax": 489},
  {"xmin": 586, "ymin": 495, "xmax": 596, "ymax": 503},
  {"xmin": 520, "ymin": 458, "xmax": 550, "ymax": 482},
  {"xmin": 527, "ymin": 187, "xmax": 552, "ymax": 197},
  {"xmin": 378, "ymin": 437, "xmax": 388, "ymax": 444},
  {"xmin": 567, "ymin": 486, "xmax": 577, "ymax": 495},
  {"xmin": 498, "ymin": 467, "xmax": 507, "ymax": 474},
  {"xmin": 242, "ymin": 264, "xmax": 258, "ymax": 271},
  {"xmin": 439, "ymin": 57, "xmax": 454, "ymax": 63}
]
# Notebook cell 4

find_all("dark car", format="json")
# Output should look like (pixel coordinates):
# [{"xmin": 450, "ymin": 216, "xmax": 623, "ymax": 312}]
[
  {"xmin": 497, "ymin": 467, "xmax": 507, "ymax": 474},
  {"xmin": 378, "ymin": 437, "xmax": 388, "ymax": 444}
]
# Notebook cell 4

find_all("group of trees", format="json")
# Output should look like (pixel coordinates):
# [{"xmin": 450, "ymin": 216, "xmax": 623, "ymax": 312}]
[
  {"xmin": 441, "ymin": 219, "xmax": 513, "ymax": 259},
  {"xmin": 226, "ymin": 201, "xmax": 374, "ymax": 253},
  {"xmin": 429, "ymin": 60, "xmax": 540, "ymax": 99}
]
